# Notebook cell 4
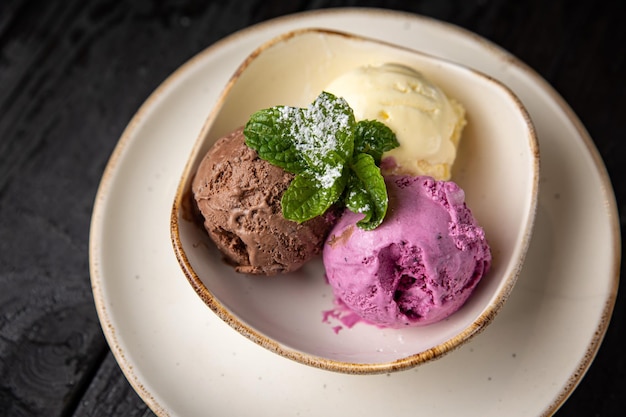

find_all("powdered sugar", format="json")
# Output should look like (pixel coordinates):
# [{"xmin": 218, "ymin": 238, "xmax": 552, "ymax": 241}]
[
  {"xmin": 318, "ymin": 165, "xmax": 342, "ymax": 188},
  {"xmin": 277, "ymin": 94, "xmax": 350, "ymax": 188}
]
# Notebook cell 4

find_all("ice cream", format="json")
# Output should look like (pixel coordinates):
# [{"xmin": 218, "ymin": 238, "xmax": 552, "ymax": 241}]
[
  {"xmin": 324, "ymin": 63, "xmax": 466, "ymax": 180},
  {"xmin": 192, "ymin": 127, "xmax": 336, "ymax": 275},
  {"xmin": 323, "ymin": 175, "xmax": 491, "ymax": 327}
]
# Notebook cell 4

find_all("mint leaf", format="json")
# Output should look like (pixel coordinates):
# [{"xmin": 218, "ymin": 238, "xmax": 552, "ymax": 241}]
[
  {"xmin": 290, "ymin": 92, "xmax": 355, "ymax": 173},
  {"xmin": 354, "ymin": 120, "xmax": 400, "ymax": 165},
  {"xmin": 244, "ymin": 107, "xmax": 307, "ymax": 173},
  {"xmin": 243, "ymin": 92, "xmax": 399, "ymax": 229},
  {"xmin": 345, "ymin": 153, "xmax": 388, "ymax": 230},
  {"xmin": 281, "ymin": 172, "xmax": 347, "ymax": 223}
]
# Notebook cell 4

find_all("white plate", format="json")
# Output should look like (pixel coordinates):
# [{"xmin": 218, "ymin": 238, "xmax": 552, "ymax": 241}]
[{"xmin": 89, "ymin": 8, "xmax": 620, "ymax": 417}]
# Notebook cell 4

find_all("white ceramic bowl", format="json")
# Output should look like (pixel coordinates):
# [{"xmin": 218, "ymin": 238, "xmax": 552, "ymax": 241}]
[{"xmin": 171, "ymin": 28, "xmax": 539, "ymax": 374}]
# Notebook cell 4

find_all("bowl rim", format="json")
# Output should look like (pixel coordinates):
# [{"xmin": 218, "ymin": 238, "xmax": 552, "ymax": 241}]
[{"xmin": 170, "ymin": 27, "xmax": 540, "ymax": 375}]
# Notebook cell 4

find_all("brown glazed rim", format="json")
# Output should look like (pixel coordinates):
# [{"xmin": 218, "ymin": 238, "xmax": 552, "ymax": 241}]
[{"xmin": 169, "ymin": 27, "xmax": 540, "ymax": 375}]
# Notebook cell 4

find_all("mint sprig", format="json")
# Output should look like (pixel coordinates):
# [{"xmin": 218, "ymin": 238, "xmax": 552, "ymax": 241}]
[
  {"xmin": 243, "ymin": 92, "xmax": 399, "ymax": 230},
  {"xmin": 345, "ymin": 153, "xmax": 388, "ymax": 229}
]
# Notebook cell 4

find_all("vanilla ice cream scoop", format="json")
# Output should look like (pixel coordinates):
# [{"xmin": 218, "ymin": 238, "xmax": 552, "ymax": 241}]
[{"xmin": 324, "ymin": 63, "xmax": 466, "ymax": 180}]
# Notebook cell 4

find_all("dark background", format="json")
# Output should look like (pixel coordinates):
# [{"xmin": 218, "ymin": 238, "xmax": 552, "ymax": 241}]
[{"xmin": 1, "ymin": 0, "xmax": 624, "ymax": 416}]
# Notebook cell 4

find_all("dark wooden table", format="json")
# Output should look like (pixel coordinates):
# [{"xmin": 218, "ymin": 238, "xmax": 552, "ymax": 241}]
[{"xmin": 1, "ymin": 0, "xmax": 623, "ymax": 415}]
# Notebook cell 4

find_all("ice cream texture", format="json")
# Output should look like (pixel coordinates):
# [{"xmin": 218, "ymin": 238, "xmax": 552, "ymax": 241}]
[
  {"xmin": 323, "ymin": 175, "xmax": 491, "ymax": 327},
  {"xmin": 192, "ymin": 127, "xmax": 335, "ymax": 275},
  {"xmin": 324, "ymin": 63, "xmax": 466, "ymax": 180}
]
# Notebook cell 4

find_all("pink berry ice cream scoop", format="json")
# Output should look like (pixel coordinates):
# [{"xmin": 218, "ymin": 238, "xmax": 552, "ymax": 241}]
[{"xmin": 323, "ymin": 175, "xmax": 491, "ymax": 327}]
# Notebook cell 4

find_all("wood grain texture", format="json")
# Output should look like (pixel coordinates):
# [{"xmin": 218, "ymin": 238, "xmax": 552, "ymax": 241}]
[
  {"xmin": 0, "ymin": 0, "xmax": 623, "ymax": 416},
  {"xmin": 71, "ymin": 353, "xmax": 154, "ymax": 417}
]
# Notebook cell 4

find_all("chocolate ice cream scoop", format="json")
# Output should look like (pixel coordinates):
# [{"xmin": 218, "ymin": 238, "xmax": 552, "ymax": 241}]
[{"xmin": 192, "ymin": 127, "xmax": 335, "ymax": 275}]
